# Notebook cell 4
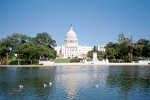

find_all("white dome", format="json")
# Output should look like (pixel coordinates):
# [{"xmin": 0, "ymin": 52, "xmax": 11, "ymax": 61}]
[{"xmin": 64, "ymin": 25, "xmax": 78, "ymax": 45}]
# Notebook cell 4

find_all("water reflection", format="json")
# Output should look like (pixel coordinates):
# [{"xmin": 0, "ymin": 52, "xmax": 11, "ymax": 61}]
[
  {"xmin": 0, "ymin": 65, "xmax": 150, "ymax": 100},
  {"xmin": 55, "ymin": 65, "xmax": 109, "ymax": 100},
  {"xmin": 106, "ymin": 66, "xmax": 150, "ymax": 99},
  {"xmin": 0, "ymin": 67, "xmax": 56, "ymax": 99}
]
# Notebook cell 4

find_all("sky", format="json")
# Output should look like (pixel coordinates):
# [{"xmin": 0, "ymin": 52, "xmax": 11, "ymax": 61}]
[{"xmin": 0, "ymin": 0, "xmax": 150, "ymax": 46}]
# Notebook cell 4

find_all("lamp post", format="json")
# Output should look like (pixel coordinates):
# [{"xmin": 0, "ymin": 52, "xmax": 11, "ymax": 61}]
[{"xmin": 15, "ymin": 54, "xmax": 20, "ymax": 65}]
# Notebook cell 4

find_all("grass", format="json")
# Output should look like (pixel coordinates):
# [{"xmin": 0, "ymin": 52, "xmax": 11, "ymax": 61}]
[{"xmin": 54, "ymin": 59, "xmax": 71, "ymax": 63}]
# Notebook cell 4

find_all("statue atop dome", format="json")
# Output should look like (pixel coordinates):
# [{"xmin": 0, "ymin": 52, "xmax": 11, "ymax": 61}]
[{"xmin": 69, "ymin": 24, "xmax": 74, "ymax": 32}]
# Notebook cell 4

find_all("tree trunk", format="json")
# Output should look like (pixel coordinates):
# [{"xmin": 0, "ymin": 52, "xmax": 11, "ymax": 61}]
[
  {"xmin": 39, "ymin": 56, "xmax": 41, "ymax": 61},
  {"xmin": 130, "ymin": 52, "xmax": 133, "ymax": 62},
  {"xmin": 31, "ymin": 60, "xmax": 32, "ymax": 64},
  {"xmin": 17, "ymin": 56, "xmax": 20, "ymax": 65},
  {"xmin": 0, "ymin": 58, "xmax": 2, "ymax": 64},
  {"xmin": 6, "ymin": 52, "xmax": 8, "ymax": 65},
  {"xmin": 17, "ymin": 59, "xmax": 20, "ymax": 65}
]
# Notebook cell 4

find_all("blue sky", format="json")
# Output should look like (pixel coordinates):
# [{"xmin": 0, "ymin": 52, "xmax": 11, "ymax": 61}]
[{"xmin": 0, "ymin": 0, "xmax": 150, "ymax": 46}]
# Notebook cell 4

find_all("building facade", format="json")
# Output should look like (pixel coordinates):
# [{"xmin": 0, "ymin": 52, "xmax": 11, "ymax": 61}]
[{"xmin": 54, "ymin": 25, "xmax": 105, "ymax": 59}]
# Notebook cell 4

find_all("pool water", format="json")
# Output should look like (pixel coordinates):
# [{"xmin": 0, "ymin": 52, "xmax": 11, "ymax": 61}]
[{"xmin": 0, "ymin": 65, "xmax": 150, "ymax": 100}]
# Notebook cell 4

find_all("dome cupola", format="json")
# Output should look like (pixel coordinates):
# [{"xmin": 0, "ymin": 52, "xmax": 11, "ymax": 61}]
[{"xmin": 64, "ymin": 25, "xmax": 78, "ymax": 46}]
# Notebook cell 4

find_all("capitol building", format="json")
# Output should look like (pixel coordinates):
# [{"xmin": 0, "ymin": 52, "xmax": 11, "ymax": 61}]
[{"xmin": 54, "ymin": 25, "xmax": 105, "ymax": 59}]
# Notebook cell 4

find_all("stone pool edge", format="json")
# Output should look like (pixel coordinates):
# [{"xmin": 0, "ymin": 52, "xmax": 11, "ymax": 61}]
[{"xmin": 0, "ymin": 62, "xmax": 150, "ymax": 67}]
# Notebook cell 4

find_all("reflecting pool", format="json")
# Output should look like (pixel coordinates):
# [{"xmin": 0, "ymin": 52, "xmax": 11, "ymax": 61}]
[{"xmin": 0, "ymin": 65, "xmax": 150, "ymax": 100}]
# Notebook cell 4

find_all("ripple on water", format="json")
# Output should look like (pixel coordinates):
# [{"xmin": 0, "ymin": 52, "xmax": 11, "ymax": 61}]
[{"xmin": 0, "ymin": 66, "xmax": 150, "ymax": 100}]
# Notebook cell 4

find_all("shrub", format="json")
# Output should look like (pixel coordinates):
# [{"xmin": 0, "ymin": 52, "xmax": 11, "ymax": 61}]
[
  {"xmin": 133, "ymin": 56, "xmax": 139, "ymax": 61},
  {"xmin": 9, "ymin": 60, "xmax": 39, "ymax": 65},
  {"xmin": 20, "ymin": 61, "xmax": 30, "ymax": 65},
  {"xmin": 9, "ymin": 61, "xmax": 18, "ymax": 65},
  {"xmin": 2, "ymin": 61, "xmax": 10, "ymax": 65},
  {"xmin": 70, "ymin": 58, "xmax": 82, "ymax": 63},
  {"xmin": 32, "ymin": 60, "xmax": 39, "ymax": 64},
  {"xmin": 122, "ymin": 56, "xmax": 130, "ymax": 62}
]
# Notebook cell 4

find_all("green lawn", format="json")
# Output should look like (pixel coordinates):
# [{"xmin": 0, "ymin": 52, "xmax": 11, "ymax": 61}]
[{"xmin": 54, "ymin": 59, "xmax": 71, "ymax": 63}]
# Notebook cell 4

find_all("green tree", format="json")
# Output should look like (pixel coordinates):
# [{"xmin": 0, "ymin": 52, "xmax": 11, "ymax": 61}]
[
  {"xmin": 37, "ymin": 45, "xmax": 57, "ymax": 60},
  {"xmin": 34, "ymin": 32, "xmax": 56, "ymax": 47},
  {"xmin": 105, "ymin": 48, "xmax": 116, "ymax": 61},
  {"xmin": 105, "ymin": 34, "xmax": 136, "ymax": 62},
  {"xmin": 0, "ymin": 32, "xmax": 57, "ymax": 65},
  {"xmin": 0, "ymin": 38, "xmax": 12, "ymax": 64},
  {"xmin": 118, "ymin": 33, "xmax": 126, "ymax": 42},
  {"xmin": 20, "ymin": 42, "xmax": 39, "ymax": 64},
  {"xmin": 137, "ymin": 39, "xmax": 150, "ymax": 59},
  {"xmin": 105, "ymin": 42, "xmax": 120, "ymax": 62},
  {"xmin": 2, "ymin": 33, "xmax": 30, "ymax": 51},
  {"xmin": 118, "ymin": 33, "xmax": 134, "ymax": 62},
  {"xmin": 119, "ymin": 40, "xmax": 131, "ymax": 62},
  {"xmin": 18, "ymin": 42, "xmax": 57, "ymax": 64},
  {"xmin": 0, "ymin": 41, "xmax": 7, "ymax": 64},
  {"xmin": 33, "ymin": 32, "xmax": 57, "ymax": 60},
  {"xmin": 0, "ymin": 33, "xmax": 31, "ymax": 64},
  {"xmin": 132, "ymin": 44, "xmax": 143, "ymax": 61}
]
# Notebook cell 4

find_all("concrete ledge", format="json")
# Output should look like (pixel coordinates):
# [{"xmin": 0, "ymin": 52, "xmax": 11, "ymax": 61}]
[
  {"xmin": 39, "ymin": 61, "xmax": 54, "ymax": 65},
  {"xmin": 0, "ymin": 62, "xmax": 150, "ymax": 67}
]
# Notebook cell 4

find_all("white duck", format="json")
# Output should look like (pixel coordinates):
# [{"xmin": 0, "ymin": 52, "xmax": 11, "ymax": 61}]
[
  {"xmin": 19, "ymin": 85, "xmax": 24, "ymax": 89},
  {"xmin": 94, "ymin": 84, "xmax": 99, "ymax": 88},
  {"xmin": 49, "ymin": 82, "xmax": 52, "ymax": 86},
  {"xmin": 44, "ymin": 83, "xmax": 47, "ymax": 88}
]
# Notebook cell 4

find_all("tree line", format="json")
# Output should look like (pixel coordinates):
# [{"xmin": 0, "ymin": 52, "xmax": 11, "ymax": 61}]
[
  {"xmin": 1, "ymin": 32, "xmax": 150, "ymax": 64},
  {"xmin": 88, "ymin": 33, "xmax": 150, "ymax": 62},
  {"xmin": 0, "ymin": 32, "xmax": 57, "ymax": 65}
]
